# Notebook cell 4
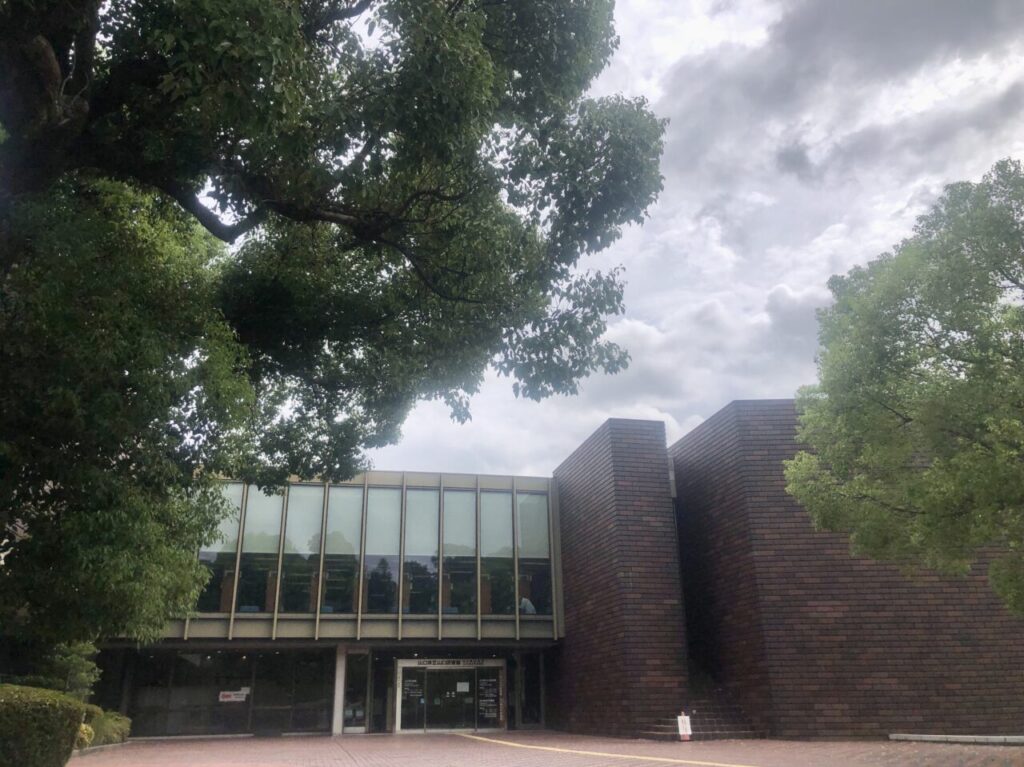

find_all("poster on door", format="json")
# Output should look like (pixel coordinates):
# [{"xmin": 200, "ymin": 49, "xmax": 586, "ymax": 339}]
[{"xmin": 477, "ymin": 676, "xmax": 500, "ymax": 722}]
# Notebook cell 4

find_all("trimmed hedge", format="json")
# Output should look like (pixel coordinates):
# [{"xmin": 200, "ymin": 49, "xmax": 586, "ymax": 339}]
[
  {"xmin": 0, "ymin": 684, "xmax": 85, "ymax": 767},
  {"xmin": 75, "ymin": 723, "xmax": 95, "ymax": 750},
  {"xmin": 90, "ymin": 710, "xmax": 132, "ymax": 746}
]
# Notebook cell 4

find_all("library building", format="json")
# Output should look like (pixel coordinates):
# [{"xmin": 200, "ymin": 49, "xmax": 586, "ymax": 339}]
[{"xmin": 95, "ymin": 400, "xmax": 1024, "ymax": 740}]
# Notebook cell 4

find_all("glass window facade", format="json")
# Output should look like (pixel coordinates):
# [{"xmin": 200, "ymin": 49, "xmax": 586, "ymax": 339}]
[
  {"xmin": 442, "ymin": 490, "xmax": 476, "ymax": 616},
  {"xmin": 197, "ymin": 483, "xmax": 243, "ymax": 613},
  {"xmin": 363, "ymin": 487, "xmax": 401, "ymax": 614},
  {"xmin": 128, "ymin": 649, "xmax": 332, "ymax": 737},
  {"xmin": 191, "ymin": 479, "xmax": 554, "ymax": 625},
  {"xmin": 322, "ymin": 485, "xmax": 362, "ymax": 614},
  {"xmin": 516, "ymin": 493, "xmax": 552, "ymax": 615},
  {"xmin": 480, "ymin": 492, "xmax": 515, "ymax": 615},
  {"xmin": 236, "ymin": 486, "xmax": 284, "ymax": 613},
  {"xmin": 403, "ymin": 489, "xmax": 439, "ymax": 614},
  {"xmin": 279, "ymin": 485, "xmax": 324, "ymax": 613}
]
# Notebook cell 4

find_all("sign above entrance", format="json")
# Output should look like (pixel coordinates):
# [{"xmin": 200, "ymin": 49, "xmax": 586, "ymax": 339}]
[
  {"xmin": 413, "ymin": 659, "xmax": 487, "ymax": 667},
  {"xmin": 218, "ymin": 688, "xmax": 249, "ymax": 703}
]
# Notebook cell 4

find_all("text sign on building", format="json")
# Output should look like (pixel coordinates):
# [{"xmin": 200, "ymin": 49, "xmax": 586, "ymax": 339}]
[
  {"xmin": 218, "ymin": 689, "xmax": 248, "ymax": 703},
  {"xmin": 414, "ymin": 658, "xmax": 487, "ymax": 667}
]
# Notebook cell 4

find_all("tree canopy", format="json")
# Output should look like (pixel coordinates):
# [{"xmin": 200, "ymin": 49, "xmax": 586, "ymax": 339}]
[
  {"xmin": 785, "ymin": 159, "xmax": 1024, "ymax": 614},
  {"xmin": 0, "ymin": 1, "xmax": 666, "ymax": 645}
]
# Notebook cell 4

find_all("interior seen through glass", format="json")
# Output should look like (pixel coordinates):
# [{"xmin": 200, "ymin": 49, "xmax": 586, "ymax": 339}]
[
  {"xmin": 322, "ymin": 486, "xmax": 362, "ymax": 614},
  {"xmin": 196, "ymin": 481, "xmax": 551, "ymax": 619},
  {"xmin": 399, "ymin": 665, "xmax": 505, "ymax": 731},
  {"xmin": 236, "ymin": 486, "xmax": 284, "ymax": 613}
]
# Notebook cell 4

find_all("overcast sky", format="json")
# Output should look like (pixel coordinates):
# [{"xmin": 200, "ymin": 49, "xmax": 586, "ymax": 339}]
[{"xmin": 369, "ymin": 0, "xmax": 1024, "ymax": 476}]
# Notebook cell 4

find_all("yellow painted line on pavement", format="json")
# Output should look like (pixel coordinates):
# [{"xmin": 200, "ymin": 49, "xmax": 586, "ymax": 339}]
[{"xmin": 455, "ymin": 733, "xmax": 761, "ymax": 767}]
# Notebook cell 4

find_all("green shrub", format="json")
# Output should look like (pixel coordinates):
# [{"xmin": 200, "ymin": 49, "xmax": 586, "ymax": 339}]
[
  {"xmin": 0, "ymin": 684, "xmax": 85, "ymax": 767},
  {"xmin": 90, "ymin": 710, "xmax": 132, "ymax": 745},
  {"xmin": 75, "ymin": 722, "xmax": 95, "ymax": 749},
  {"xmin": 9, "ymin": 642, "xmax": 101, "ymax": 702}
]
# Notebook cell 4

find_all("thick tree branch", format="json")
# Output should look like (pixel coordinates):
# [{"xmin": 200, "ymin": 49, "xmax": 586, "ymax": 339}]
[
  {"xmin": 162, "ymin": 182, "xmax": 267, "ymax": 243},
  {"xmin": 68, "ymin": 1, "xmax": 100, "ymax": 96}
]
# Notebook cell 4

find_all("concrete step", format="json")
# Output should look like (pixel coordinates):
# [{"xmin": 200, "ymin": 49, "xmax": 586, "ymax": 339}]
[
  {"xmin": 638, "ymin": 730, "xmax": 684, "ymax": 742},
  {"xmin": 683, "ymin": 688, "xmax": 764, "ymax": 741}
]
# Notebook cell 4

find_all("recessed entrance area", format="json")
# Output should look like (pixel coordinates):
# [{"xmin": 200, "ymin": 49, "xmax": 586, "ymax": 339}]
[
  {"xmin": 338, "ymin": 649, "xmax": 547, "ymax": 734},
  {"xmin": 97, "ymin": 645, "xmax": 549, "ymax": 737},
  {"xmin": 395, "ymin": 660, "xmax": 506, "ymax": 732}
]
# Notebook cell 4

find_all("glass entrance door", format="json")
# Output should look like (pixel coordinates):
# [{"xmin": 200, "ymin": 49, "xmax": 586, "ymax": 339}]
[
  {"xmin": 425, "ymin": 670, "xmax": 476, "ymax": 729},
  {"xmin": 396, "ymin": 661, "xmax": 505, "ymax": 732}
]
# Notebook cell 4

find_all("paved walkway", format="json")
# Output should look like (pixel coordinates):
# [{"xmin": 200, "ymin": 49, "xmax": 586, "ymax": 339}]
[{"xmin": 75, "ymin": 731, "xmax": 1024, "ymax": 767}]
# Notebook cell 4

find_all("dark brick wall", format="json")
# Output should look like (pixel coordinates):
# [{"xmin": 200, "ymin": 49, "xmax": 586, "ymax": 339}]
[
  {"xmin": 670, "ymin": 405, "xmax": 773, "ymax": 734},
  {"xmin": 671, "ymin": 399, "xmax": 1024, "ymax": 737},
  {"xmin": 548, "ymin": 419, "xmax": 688, "ymax": 737}
]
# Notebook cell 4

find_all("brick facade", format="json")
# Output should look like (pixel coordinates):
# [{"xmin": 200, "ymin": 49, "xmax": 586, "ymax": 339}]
[
  {"xmin": 549, "ymin": 419, "xmax": 688, "ymax": 737},
  {"xmin": 670, "ymin": 404, "xmax": 773, "ymax": 734},
  {"xmin": 671, "ymin": 399, "xmax": 1024, "ymax": 737}
]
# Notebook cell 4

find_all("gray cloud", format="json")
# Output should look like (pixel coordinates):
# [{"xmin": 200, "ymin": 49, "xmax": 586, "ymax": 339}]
[
  {"xmin": 774, "ymin": 0, "xmax": 1024, "ymax": 79},
  {"xmin": 825, "ymin": 81, "xmax": 1024, "ymax": 179},
  {"xmin": 775, "ymin": 141, "xmax": 818, "ymax": 181},
  {"xmin": 370, "ymin": 0, "xmax": 1024, "ymax": 476}
]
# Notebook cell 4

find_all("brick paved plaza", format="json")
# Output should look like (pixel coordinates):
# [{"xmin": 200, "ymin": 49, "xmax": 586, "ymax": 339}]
[{"xmin": 76, "ymin": 732, "xmax": 1024, "ymax": 767}]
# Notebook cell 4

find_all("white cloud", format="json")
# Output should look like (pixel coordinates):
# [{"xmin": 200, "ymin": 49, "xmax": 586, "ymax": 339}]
[{"xmin": 370, "ymin": 0, "xmax": 1024, "ymax": 476}]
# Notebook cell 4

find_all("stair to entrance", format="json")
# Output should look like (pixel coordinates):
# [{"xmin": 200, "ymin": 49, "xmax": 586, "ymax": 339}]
[
  {"xmin": 686, "ymin": 691, "xmax": 762, "ymax": 740},
  {"xmin": 637, "ymin": 717, "xmax": 688, "ymax": 741},
  {"xmin": 638, "ymin": 686, "xmax": 763, "ymax": 741}
]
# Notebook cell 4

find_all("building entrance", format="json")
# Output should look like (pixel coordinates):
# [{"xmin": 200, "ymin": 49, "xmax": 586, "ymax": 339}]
[{"xmin": 395, "ymin": 659, "xmax": 505, "ymax": 732}]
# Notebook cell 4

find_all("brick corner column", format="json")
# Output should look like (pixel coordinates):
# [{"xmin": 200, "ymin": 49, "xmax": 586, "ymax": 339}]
[{"xmin": 548, "ymin": 419, "xmax": 688, "ymax": 737}]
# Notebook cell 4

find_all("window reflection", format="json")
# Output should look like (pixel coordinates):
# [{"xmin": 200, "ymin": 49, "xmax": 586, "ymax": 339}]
[
  {"xmin": 236, "ymin": 486, "xmax": 283, "ymax": 613},
  {"xmin": 363, "ymin": 488, "xmax": 401, "ymax": 614},
  {"xmin": 197, "ymin": 483, "xmax": 243, "ymax": 612},
  {"xmin": 194, "ymin": 480, "xmax": 556, "ymax": 622},
  {"xmin": 442, "ymin": 490, "xmax": 476, "ymax": 615},
  {"xmin": 279, "ymin": 485, "xmax": 324, "ymax": 613},
  {"xmin": 321, "ymin": 486, "xmax": 362, "ymax": 614},
  {"xmin": 516, "ymin": 493, "xmax": 552, "ymax": 615},
  {"xmin": 403, "ymin": 489, "xmax": 438, "ymax": 614},
  {"xmin": 480, "ymin": 491, "xmax": 514, "ymax": 614}
]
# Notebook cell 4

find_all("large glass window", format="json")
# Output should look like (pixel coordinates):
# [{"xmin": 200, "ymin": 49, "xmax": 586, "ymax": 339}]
[
  {"xmin": 403, "ymin": 489, "xmax": 438, "ymax": 614},
  {"xmin": 516, "ymin": 493, "xmax": 552, "ymax": 615},
  {"xmin": 442, "ymin": 490, "xmax": 476, "ymax": 615},
  {"xmin": 321, "ymin": 486, "xmax": 363, "ymax": 614},
  {"xmin": 129, "ymin": 649, "xmax": 331, "ymax": 737},
  {"xmin": 197, "ymin": 483, "xmax": 243, "ymax": 612},
  {"xmin": 480, "ymin": 491, "xmax": 514, "ymax": 615},
  {"xmin": 363, "ymin": 487, "xmax": 401, "ymax": 614},
  {"xmin": 251, "ymin": 651, "xmax": 332, "ymax": 733},
  {"xmin": 343, "ymin": 653, "xmax": 369, "ymax": 729},
  {"xmin": 279, "ymin": 484, "xmax": 324, "ymax": 613},
  {"xmin": 166, "ymin": 652, "xmax": 251, "ymax": 735},
  {"xmin": 235, "ymin": 486, "xmax": 283, "ymax": 613}
]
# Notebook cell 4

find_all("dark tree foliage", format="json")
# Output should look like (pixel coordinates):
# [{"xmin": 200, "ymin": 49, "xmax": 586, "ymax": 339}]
[{"xmin": 0, "ymin": 1, "xmax": 665, "ymax": 644}]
